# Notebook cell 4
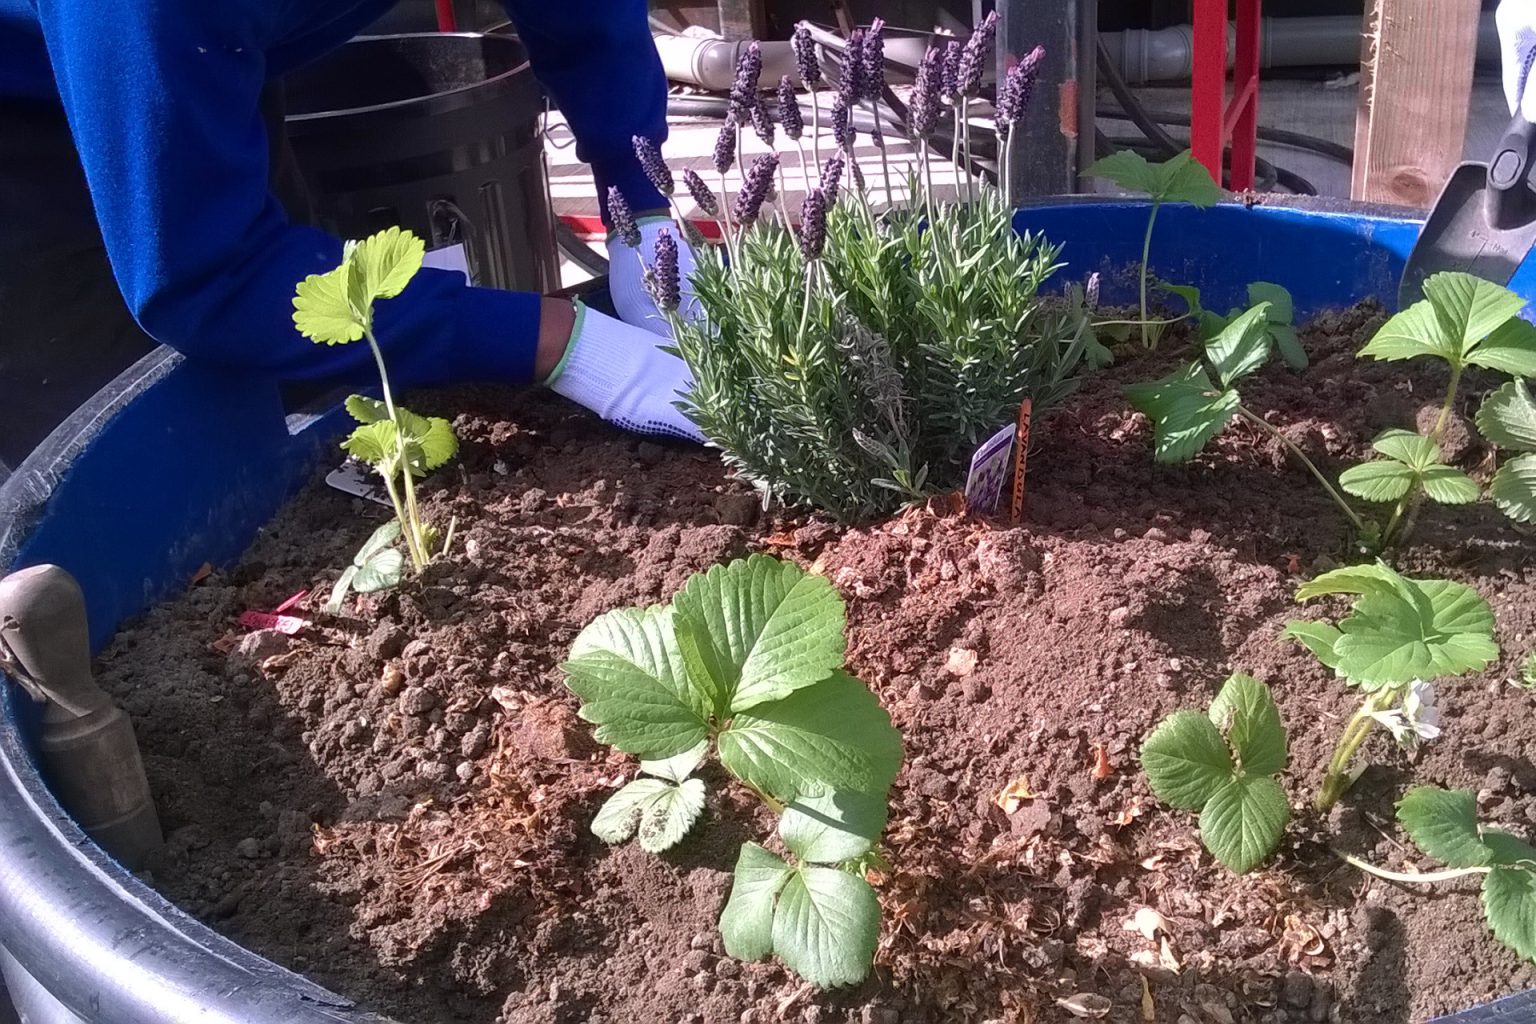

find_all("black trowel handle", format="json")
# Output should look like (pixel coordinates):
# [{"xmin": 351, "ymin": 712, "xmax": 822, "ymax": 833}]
[{"xmin": 1487, "ymin": 114, "xmax": 1536, "ymax": 230}]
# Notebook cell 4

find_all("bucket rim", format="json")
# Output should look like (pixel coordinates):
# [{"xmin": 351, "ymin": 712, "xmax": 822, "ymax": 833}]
[{"xmin": 282, "ymin": 32, "xmax": 537, "ymax": 129}]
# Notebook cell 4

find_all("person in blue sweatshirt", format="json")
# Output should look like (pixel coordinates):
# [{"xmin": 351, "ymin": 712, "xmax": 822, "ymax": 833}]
[{"xmin": 0, "ymin": 0, "xmax": 703, "ymax": 479}]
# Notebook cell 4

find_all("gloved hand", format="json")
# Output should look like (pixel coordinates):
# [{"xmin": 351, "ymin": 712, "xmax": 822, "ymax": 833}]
[
  {"xmin": 606, "ymin": 215, "xmax": 701, "ymax": 336},
  {"xmin": 546, "ymin": 301, "xmax": 706, "ymax": 443},
  {"xmin": 1498, "ymin": 0, "xmax": 1536, "ymax": 119}
]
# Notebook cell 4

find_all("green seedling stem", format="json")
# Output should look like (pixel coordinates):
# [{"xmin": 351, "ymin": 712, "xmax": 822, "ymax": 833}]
[
  {"xmin": 361, "ymin": 322, "xmax": 429, "ymax": 569},
  {"xmin": 1237, "ymin": 408, "xmax": 1366, "ymax": 533},
  {"xmin": 1315, "ymin": 689, "xmax": 1387, "ymax": 811},
  {"xmin": 1138, "ymin": 204, "xmax": 1159, "ymax": 348}
]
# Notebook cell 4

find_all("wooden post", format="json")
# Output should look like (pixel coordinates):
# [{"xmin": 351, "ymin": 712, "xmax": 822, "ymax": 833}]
[{"xmin": 1351, "ymin": 0, "xmax": 1481, "ymax": 207}]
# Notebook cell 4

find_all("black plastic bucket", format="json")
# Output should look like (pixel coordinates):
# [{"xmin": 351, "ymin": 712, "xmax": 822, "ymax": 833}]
[{"xmin": 283, "ymin": 33, "xmax": 559, "ymax": 293}]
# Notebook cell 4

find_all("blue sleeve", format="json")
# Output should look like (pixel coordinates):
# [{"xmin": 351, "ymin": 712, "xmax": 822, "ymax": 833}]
[
  {"xmin": 34, "ymin": 0, "xmax": 541, "ymax": 389},
  {"xmin": 500, "ymin": 0, "xmax": 669, "ymax": 221}
]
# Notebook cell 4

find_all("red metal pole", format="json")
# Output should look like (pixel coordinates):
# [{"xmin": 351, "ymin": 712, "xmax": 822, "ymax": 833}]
[
  {"xmin": 1229, "ymin": 0, "xmax": 1262, "ymax": 191},
  {"xmin": 1191, "ymin": 0, "xmax": 1227, "ymax": 185},
  {"xmin": 435, "ymin": 0, "xmax": 458, "ymax": 32}
]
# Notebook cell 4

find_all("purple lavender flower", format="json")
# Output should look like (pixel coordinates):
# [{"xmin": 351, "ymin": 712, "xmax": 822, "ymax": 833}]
[
  {"xmin": 749, "ymin": 96, "xmax": 776, "ymax": 146},
  {"xmin": 607, "ymin": 186, "xmax": 641, "ymax": 248},
  {"xmin": 848, "ymin": 159, "xmax": 866, "ymax": 192},
  {"xmin": 831, "ymin": 95, "xmax": 855, "ymax": 153},
  {"xmin": 821, "ymin": 154, "xmax": 845, "ymax": 205},
  {"xmin": 792, "ymin": 22, "xmax": 820, "ymax": 89},
  {"xmin": 647, "ymin": 228, "xmax": 680, "ymax": 312},
  {"xmin": 712, "ymin": 119, "xmax": 738, "ymax": 176},
  {"xmin": 729, "ymin": 41, "xmax": 764, "ymax": 121},
  {"xmin": 941, "ymin": 39, "xmax": 962, "ymax": 101},
  {"xmin": 839, "ymin": 28, "xmax": 865, "ymax": 104},
  {"xmin": 632, "ymin": 135, "xmax": 674, "ymax": 196},
  {"xmin": 995, "ymin": 45, "xmax": 1045, "ymax": 131},
  {"xmin": 862, "ymin": 19, "xmax": 886, "ymax": 103},
  {"xmin": 957, "ymin": 11, "xmax": 998, "ymax": 99},
  {"xmin": 777, "ymin": 76, "xmax": 803, "ymax": 141},
  {"xmin": 908, "ymin": 46, "xmax": 943, "ymax": 139},
  {"xmin": 799, "ymin": 188, "xmax": 828, "ymax": 261},
  {"xmin": 733, "ymin": 153, "xmax": 779, "ymax": 228},
  {"xmin": 682, "ymin": 168, "xmax": 719, "ymax": 217}
]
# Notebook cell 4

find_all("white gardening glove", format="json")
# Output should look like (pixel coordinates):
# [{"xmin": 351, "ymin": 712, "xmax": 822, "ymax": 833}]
[
  {"xmin": 1499, "ymin": 0, "xmax": 1536, "ymax": 120},
  {"xmin": 546, "ymin": 301, "xmax": 706, "ymax": 443},
  {"xmin": 606, "ymin": 216, "xmax": 701, "ymax": 336}
]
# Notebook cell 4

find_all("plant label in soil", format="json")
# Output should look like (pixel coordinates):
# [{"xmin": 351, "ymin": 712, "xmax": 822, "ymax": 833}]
[
  {"xmin": 965, "ymin": 424, "xmax": 1015, "ymax": 515},
  {"xmin": 325, "ymin": 460, "xmax": 392, "ymax": 508}
]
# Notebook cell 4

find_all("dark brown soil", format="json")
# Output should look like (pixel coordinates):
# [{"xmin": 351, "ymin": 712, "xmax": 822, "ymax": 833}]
[{"xmin": 99, "ymin": 303, "xmax": 1536, "ymax": 1024}]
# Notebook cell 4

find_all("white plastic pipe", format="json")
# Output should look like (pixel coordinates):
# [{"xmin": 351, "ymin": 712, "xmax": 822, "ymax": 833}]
[
  {"xmin": 652, "ymin": 33, "xmax": 794, "ymax": 92},
  {"xmin": 1099, "ymin": 13, "xmax": 1498, "ymax": 85}
]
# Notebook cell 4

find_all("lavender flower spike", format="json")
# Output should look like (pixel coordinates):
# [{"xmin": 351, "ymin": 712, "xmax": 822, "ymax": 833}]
[
  {"xmin": 749, "ymin": 96, "xmax": 776, "ymax": 146},
  {"xmin": 908, "ymin": 46, "xmax": 943, "ymax": 139},
  {"xmin": 799, "ymin": 188, "xmax": 829, "ymax": 261},
  {"xmin": 730, "ymin": 40, "xmax": 764, "ymax": 119},
  {"xmin": 712, "ymin": 119, "xmax": 738, "ymax": 176},
  {"xmin": 820, "ymin": 154, "xmax": 845, "ymax": 205},
  {"xmin": 1085, "ymin": 272, "xmax": 1101, "ymax": 310},
  {"xmin": 607, "ymin": 187, "xmax": 641, "ymax": 248},
  {"xmin": 940, "ymin": 39, "xmax": 962, "ymax": 101},
  {"xmin": 632, "ymin": 135, "xmax": 674, "ymax": 196},
  {"xmin": 777, "ymin": 75, "xmax": 803, "ymax": 140},
  {"xmin": 995, "ymin": 45, "xmax": 1045, "ymax": 130},
  {"xmin": 732, "ymin": 153, "xmax": 779, "ymax": 228},
  {"xmin": 862, "ymin": 19, "xmax": 887, "ymax": 102},
  {"xmin": 830, "ymin": 95, "xmax": 855, "ymax": 154},
  {"xmin": 839, "ymin": 28, "xmax": 866, "ymax": 104},
  {"xmin": 792, "ymin": 22, "xmax": 820, "ymax": 89},
  {"xmin": 956, "ymin": 10, "xmax": 998, "ymax": 99},
  {"xmin": 682, "ymin": 168, "xmax": 719, "ymax": 217},
  {"xmin": 647, "ymin": 228, "xmax": 681, "ymax": 313}
]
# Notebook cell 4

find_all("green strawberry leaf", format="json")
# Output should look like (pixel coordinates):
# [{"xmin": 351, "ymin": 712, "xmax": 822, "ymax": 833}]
[
  {"xmin": 1468, "ymin": 316, "xmax": 1536, "ymax": 377},
  {"xmin": 564, "ymin": 605, "xmax": 714, "ymax": 759},
  {"xmin": 1282, "ymin": 620, "xmax": 1344, "ymax": 670},
  {"xmin": 1492, "ymin": 454, "xmax": 1536, "ymax": 523},
  {"xmin": 1198, "ymin": 775, "xmax": 1288, "ymax": 874},
  {"xmin": 293, "ymin": 261, "xmax": 363, "ymax": 345},
  {"xmin": 640, "ymin": 740, "xmax": 709, "ymax": 783},
  {"xmin": 1339, "ymin": 459, "xmax": 1417, "ymax": 503},
  {"xmin": 1397, "ymin": 787, "xmax": 1494, "ymax": 869},
  {"xmin": 1361, "ymin": 272, "xmax": 1526, "ymax": 368},
  {"xmin": 1420, "ymin": 465, "xmax": 1482, "ymax": 504},
  {"xmin": 1085, "ymin": 149, "xmax": 1223, "ymax": 207},
  {"xmin": 771, "ymin": 867, "xmax": 881, "ymax": 988},
  {"xmin": 1204, "ymin": 303, "xmax": 1274, "ymax": 388},
  {"xmin": 1290, "ymin": 563, "xmax": 1497, "ymax": 687},
  {"xmin": 342, "ymin": 421, "xmax": 401, "ymax": 471},
  {"xmin": 1484, "ymin": 866, "xmax": 1536, "ymax": 961},
  {"xmin": 325, "ymin": 520, "xmax": 406, "ymax": 613},
  {"xmin": 1478, "ymin": 380, "xmax": 1536, "ymax": 452},
  {"xmin": 671, "ymin": 555, "xmax": 847, "ymax": 714},
  {"xmin": 1124, "ymin": 363, "xmax": 1240, "ymax": 463},
  {"xmin": 345, "ymin": 394, "xmax": 390, "ymax": 424},
  {"xmin": 346, "ymin": 226, "xmax": 425, "ymax": 311},
  {"xmin": 720, "ymin": 842, "xmax": 795, "ymax": 961},
  {"xmin": 1159, "ymin": 282, "xmax": 1204, "ymax": 319},
  {"xmin": 1271, "ymin": 324, "xmax": 1308, "ymax": 371},
  {"xmin": 780, "ymin": 790, "xmax": 888, "ymax": 864},
  {"xmin": 1248, "ymin": 281, "xmax": 1295, "ymax": 325},
  {"xmin": 1140, "ymin": 710, "xmax": 1234, "ymax": 811},
  {"xmin": 592, "ymin": 778, "xmax": 674, "ymax": 844},
  {"xmin": 1207, "ymin": 673, "xmax": 1286, "ymax": 777},
  {"xmin": 394, "ymin": 407, "xmax": 458, "ymax": 476},
  {"xmin": 637, "ymin": 777, "xmax": 707, "ymax": 853},
  {"xmin": 718, "ymin": 672, "xmax": 902, "ymax": 803}
]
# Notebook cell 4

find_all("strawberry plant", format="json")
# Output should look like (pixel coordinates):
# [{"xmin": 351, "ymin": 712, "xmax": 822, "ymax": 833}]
[
  {"xmin": 1354, "ymin": 271, "xmax": 1536, "ymax": 542},
  {"xmin": 563, "ymin": 554, "xmax": 902, "ymax": 987},
  {"xmin": 1163, "ymin": 281, "xmax": 1306, "ymax": 370},
  {"xmin": 1343, "ymin": 787, "xmax": 1536, "ymax": 963},
  {"xmin": 1084, "ymin": 149, "xmax": 1224, "ymax": 348},
  {"xmin": 1140, "ymin": 673, "xmax": 1289, "ymax": 873},
  {"xmin": 1282, "ymin": 562, "xmax": 1498, "ymax": 810},
  {"xmin": 1477, "ymin": 378, "xmax": 1536, "ymax": 523},
  {"xmin": 1125, "ymin": 302, "xmax": 1366, "ymax": 533},
  {"xmin": 293, "ymin": 228, "xmax": 458, "ymax": 603}
]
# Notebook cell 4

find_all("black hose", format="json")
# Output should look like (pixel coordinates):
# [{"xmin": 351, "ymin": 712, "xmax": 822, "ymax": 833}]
[{"xmin": 1098, "ymin": 108, "xmax": 1353, "ymax": 165}]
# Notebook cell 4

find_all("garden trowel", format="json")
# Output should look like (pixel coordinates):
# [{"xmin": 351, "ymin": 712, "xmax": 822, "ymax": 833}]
[{"xmin": 1400, "ymin": 113, "xmax": 1536, "ymax": 307}]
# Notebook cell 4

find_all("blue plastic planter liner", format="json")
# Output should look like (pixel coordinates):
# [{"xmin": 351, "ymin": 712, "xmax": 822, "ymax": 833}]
[{"xmin": 0, "ymin": 198, "xmax": 1527, "ymax": 1023}]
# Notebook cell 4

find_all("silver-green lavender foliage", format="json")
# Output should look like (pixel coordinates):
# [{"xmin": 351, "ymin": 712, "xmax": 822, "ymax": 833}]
[{"xmin": 672, "ymin": 184, "xmax": 1092, "ymax": 521}]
